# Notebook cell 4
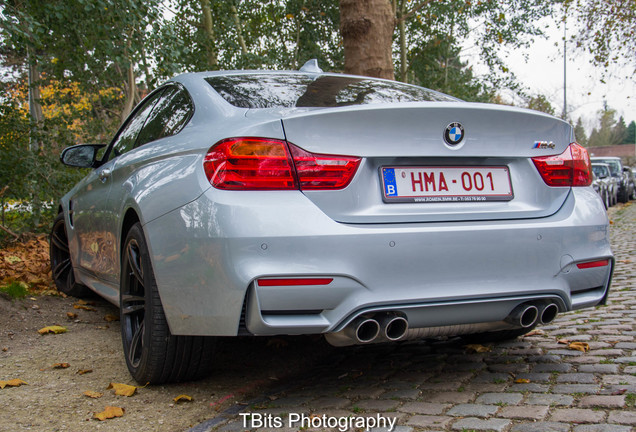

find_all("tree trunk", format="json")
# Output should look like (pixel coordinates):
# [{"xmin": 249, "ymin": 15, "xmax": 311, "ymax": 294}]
[
  {"xmin": 230, "ymin": 4, "xmax": 247, "ymax": 55},
  {"xmin": 398, "ymin": 2, "xmax": 407, "ymax": 82},
  {"xmin": 120, "ymin": 61, "xmax": 138, "ymax": 123},
  {"xmin": 340, "ymin": 0, "xmax": 395, "ymax": 80},
  {"xmin": 201, "ymin": 0, "xmax": 218, "ymax": 69},
  {"xmin": 27, "ymin": 48, "xmax": 44, "ymax": 152}
]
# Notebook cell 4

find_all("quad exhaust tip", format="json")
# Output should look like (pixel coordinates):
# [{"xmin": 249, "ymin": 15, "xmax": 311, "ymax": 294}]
[
  {"xmin": 540, "ymin": 303, "xmax": 559, "ymax": 324},
  {"xmin": 506, "ymin": 304, "xmax": 539, "ymax": 328},
  {"xmin": 350, "ymin": 318, "xmax": 381, "ymax": 343}
]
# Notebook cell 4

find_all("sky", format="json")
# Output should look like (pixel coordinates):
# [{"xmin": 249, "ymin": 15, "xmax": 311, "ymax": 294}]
[{"xmin": 465, "ymin": 18, "xmax": 634, "ymax": 135}]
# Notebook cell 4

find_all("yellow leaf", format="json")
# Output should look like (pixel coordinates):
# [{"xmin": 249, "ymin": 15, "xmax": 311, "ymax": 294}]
[
  {"xmin": 285, "ymin": 13, "xmax": 294, "ymax": 19},
  {"xmin": 52, "ymin": 363, "xmax": 70, "ymax": 369},
  {"xmin": 104, "ymin": 314, "xmax": 119, "ymax": 322},
  {"xmin": 4, "ymin": 256, "xmax": 22, "ymax": 264},
  {"xmin": 77, "ymin": 369, "xmax": 93, "ymax": 375},
  {"xmin": 173, "ymin": 394, "xmax": 193, "ymax": 403},
  {"xmin": 515, "ymin": 378, "xmax": 531, "ymax": 383},
  {"xmin": 557, "ymin": 339, "xmax": 570, "ymax": 344},
  {"xmin": 38, "ymin": 325, "xmax": 67, "ymax": 335},
  {"xmin": 464, "ymin": 344, "xmax": 492, "ymax": 353},
  {"xmin": 524, "ymin": 329, "xmax": 545, "ymax": 336},
  {"xmin": 107, "ymin": 382, "xmax": 137, "ymax": 397},
  {"xmin": 94, "ymin": 406, "xmax": 124, "ymax": 421},
  {"xmin": 568, "ymin": 342, "xmax": 590, "ymax": 352},
  {"xmin": 0, "ymin": 379, "xmax": 28, "ymax": 389},
  {"xmin": 66, "ymin": 312, "xmax": 78, "ymax": 319},
  {"xmin": 84, "ymin": 390, "xmax": 103, "ymax": 398}
]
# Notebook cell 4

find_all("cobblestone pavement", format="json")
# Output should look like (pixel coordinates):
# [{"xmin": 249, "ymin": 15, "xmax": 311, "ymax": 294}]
[{"xmin": 198, "ymin": 203, "xmax": 636, "ymax": 432}]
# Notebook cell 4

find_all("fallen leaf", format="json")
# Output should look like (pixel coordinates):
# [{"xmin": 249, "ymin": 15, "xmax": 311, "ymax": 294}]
[
  {"xmin": 464, "ymin": 344, "xmax": 492, "ymax": 353},
  {"xmin": 77, "ymin": 369, "xmax": 93, "ymax": 375},
  {"xmin": 0, "ymin": 379, "xmax": 27, "ymax": 389},
  {"xmin": 524, "ymin": 329, "xmax": 545, "ymax": 336},
  {"xmin": 514, "ymin": 378, "xmax": 531, "ymax": 383},
  {"xmin": 557, "ymin": 339, "xmax": 570, "ymax": 344},
  {"xmin": 2, "ymin": 347, "xmax": 7, "ymax": 352},
  {"xmin": 66, "ymin": 312, "xmax": 78, "ymax": 319},
  {"xmin": 4, "ymin": 256, "xmax": 22, "ymax": 264},
  {"xmin": 77, "ymin": 299, "xmax": 96, "ymax": 306},
  {"xmin": 73, "ymin": 304, "xmax": 96, "ymax": 311},
  {"xmin": 107, "ymin": 382, "xmax": 137, "ymax": 397},
  {"xmin": 94, "ymin": 406, "xmax": 124, "ymax": 421},
  {"xmin": 104, "ymin": 314, "xmax": 119, "ymax": 322},
  {"xmin": 38, "ymin": 325, "xmax": 67, "ymax": 335},
  {"xmin": 173, "ymin": 394, "xmax": 193, "ymax": 403},
  {"xmin": 52, "ymin": 363, "xmax": 70, "ymax": 369},
  {"xmin": 84, "ymin": 390, "xmax": 103, "ymax": 398},
  {"xmin": 568, "ymin": 342, "xmax": 590, "ymax": 352}
]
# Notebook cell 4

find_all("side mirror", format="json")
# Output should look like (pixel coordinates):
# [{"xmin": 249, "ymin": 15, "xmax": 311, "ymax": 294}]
[{"xmin": 60, "ymin": 144, "xmax": 106, "ymax": 168}]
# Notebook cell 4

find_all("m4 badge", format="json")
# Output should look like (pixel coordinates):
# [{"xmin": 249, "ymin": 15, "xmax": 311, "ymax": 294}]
[{"xmin": 533, "ymin": 141, "xmax": 556, "ymax": 150}]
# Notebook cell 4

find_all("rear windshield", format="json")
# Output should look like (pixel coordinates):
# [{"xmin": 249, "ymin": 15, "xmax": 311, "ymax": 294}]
[{"xmin": 205, "ymin": 74, "xmax": 456, "ymax": 108}]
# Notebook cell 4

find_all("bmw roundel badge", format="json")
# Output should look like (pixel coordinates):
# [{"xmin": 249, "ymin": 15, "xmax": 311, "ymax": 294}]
[{"xmin": 444, "ymin": 122, "xmax": 464, "ymax": 146}]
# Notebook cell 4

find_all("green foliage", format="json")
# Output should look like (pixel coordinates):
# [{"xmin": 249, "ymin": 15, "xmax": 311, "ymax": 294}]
[
  {"xmin": 625, "ymin": 121, "xmax": 636, "ymax": 145},
  {"xmin": 566, "ymin": 0, "xmax": 636, "ymax": 75},
  {"xmin": 525, "ymin": 94, "xmax": 556, "ymax": 116},
  {"xmin": 587, "ymin": 105, "xmax": 629, "ymax": 147},
  {"xmin": 574, "ymin": 117, "xmax": 588, "ymax": 146},
  {"xmin": 0, "ymin": 281, "xmax": 30, "ymax": 299}
]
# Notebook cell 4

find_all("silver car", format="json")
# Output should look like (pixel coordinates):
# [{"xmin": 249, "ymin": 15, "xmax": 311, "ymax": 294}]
[{"xmin": 51, "ymin": 64, "xmax": 614, "ymax": 384}]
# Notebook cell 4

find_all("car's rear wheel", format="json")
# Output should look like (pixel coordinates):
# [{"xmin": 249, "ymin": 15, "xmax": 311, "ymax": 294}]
[
  {"xmin": 49, "ymin": 213, "xmax": 91, "ymax": 297},
  {"xmin": 120, "ymin": 223, "xmax": 215, "ymax": 384}
]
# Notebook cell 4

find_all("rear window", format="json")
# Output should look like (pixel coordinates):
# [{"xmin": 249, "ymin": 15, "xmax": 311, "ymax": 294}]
[{"xmin": 205, "ymin": 74, "xmax": 455, "ymax": 108}]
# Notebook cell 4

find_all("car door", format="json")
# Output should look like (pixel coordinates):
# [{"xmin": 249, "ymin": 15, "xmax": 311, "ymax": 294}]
[{"xmin": 71, "ymin": 89, "xmax": 165, "ymax": 285}]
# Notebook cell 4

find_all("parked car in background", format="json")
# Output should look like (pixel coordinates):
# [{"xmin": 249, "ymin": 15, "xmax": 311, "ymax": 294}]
[
  {"xmin": 623, "ymin": 166, "xmax": 635, "ymax": 200},
  {"xmin": 591, "ymin": 156, "xmax": 632, "ymax": 203},
  {"xmin": 591, "ymin": 165, "xmax": 611, "ymax": 209},
  {"xmin": 591, "ymin": 163, "xmax": 616, "ymax": 208},
  {"xmin": 51, "ymin": 62, "xmax": 614, "ymax": 384}
]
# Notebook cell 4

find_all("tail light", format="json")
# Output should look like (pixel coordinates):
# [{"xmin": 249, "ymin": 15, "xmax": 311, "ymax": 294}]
[
  {"xmin": 289, "ymin": 144, "xmax": 360, "ymax": 189},
  {"xmin": 532, "ymin": 143, "xmax": 592, "ymax": 187},
  {"xmin": 203, "ymin": 137, "xmax": 360, "ymax": 190}
]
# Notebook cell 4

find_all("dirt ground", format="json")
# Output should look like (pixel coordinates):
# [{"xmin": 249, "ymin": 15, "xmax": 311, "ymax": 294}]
[{"xmin": 0, "ymin": 292, "xmax": 333, "ymax": 432}]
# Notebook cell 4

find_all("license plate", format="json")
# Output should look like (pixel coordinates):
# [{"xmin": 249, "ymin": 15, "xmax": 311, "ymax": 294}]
[{"xmin": 381, "ymin": 166, "xmax": 513, "ymax": 203}]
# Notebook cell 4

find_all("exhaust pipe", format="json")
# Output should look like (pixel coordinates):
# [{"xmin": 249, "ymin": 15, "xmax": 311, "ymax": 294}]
[
  {"xmin": 345, "ymin": 317, "xmax": 380, "ymax": 343},
  {"xmin": 505, "ymin": 303, "xmax": 539, "ymax": 328},
  {"xmin": 378, "ymin": 314, "xmax": 409, "ymax": 341},
  {"xmin": 540, "ymin": 303, "xmax": 558, "ymax": 324}
]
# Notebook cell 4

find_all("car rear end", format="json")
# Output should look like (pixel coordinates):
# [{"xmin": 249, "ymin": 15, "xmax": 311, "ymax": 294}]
[{"xmin": 146, "ymin": 72, "xmax": 613, "ymax": 344}]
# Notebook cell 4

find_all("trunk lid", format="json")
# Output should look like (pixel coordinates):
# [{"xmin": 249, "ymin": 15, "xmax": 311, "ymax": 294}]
[{"xmin": 274, "ymin": 102, "xmax": 573, "ymax": 224}]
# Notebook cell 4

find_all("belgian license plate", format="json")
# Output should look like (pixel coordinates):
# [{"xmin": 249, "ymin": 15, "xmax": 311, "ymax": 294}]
[{"xmin": 381, "ymin": 166, "xmax": 513, "ymax": 203}]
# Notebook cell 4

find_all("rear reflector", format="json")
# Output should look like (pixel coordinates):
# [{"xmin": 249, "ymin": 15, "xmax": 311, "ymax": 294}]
[
  {"xmin": 257, "ymin": 278, "xmax": 334, "ymax": 286},
  {"xmin": 204, "ymin": 137, "xmax": 360, "ymax": 190},
  {"xmin": 532, "ymin": 142, "xmax": 592, "ymax": 187},
  {"xmin": 576, "ymin": 259, "xmax": 610, "ymax": 269}
]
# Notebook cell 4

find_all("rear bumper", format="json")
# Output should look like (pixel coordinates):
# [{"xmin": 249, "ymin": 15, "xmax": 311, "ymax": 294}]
[{"xmin": 144, "ymin": 187, "xmax": 612, "ymax": 336}]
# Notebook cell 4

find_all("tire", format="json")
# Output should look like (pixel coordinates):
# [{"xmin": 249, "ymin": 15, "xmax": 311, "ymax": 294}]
[
  {"xmin": 603, "ymin": 191, "xmax": 609, "ymax": 210},
  {"xmin": 120, "ymin": 223, "xmax": 215, "ymax": 384},
  {"xmin": 461, "ymin": 324, "xmax": 537, "ymax": 344},
  {"xmin": 49, "ymin": 213, "xmax": 91, "ymax": 297},
  {"xmin": 618, "ymin": 187, "xmax": 629, "ymax": 203}
]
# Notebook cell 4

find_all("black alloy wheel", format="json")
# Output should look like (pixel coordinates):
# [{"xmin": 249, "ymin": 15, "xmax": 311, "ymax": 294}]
[
  {"xmin": 120, "ymin": 223, "xmax": 215, "ymax": 384},
  {"xmin": 49, "ymin": 213, "xmax": 90, "ymax": 297}
]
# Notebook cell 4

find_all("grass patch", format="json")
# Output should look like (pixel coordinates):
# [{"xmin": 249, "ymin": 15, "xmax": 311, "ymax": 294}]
[
  {"xmin": 626, "ymin": 393, "xmax": 635, "ymax": 408},
  {"xmin": 0, "ymin": 281, "xmax": 30, "ymax": 299}
]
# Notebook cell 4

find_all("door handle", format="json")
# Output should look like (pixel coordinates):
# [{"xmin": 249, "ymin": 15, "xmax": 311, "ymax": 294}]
[{"xmin": 99, "ymin": 169, "xmax": 112, "ymax": 182}]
